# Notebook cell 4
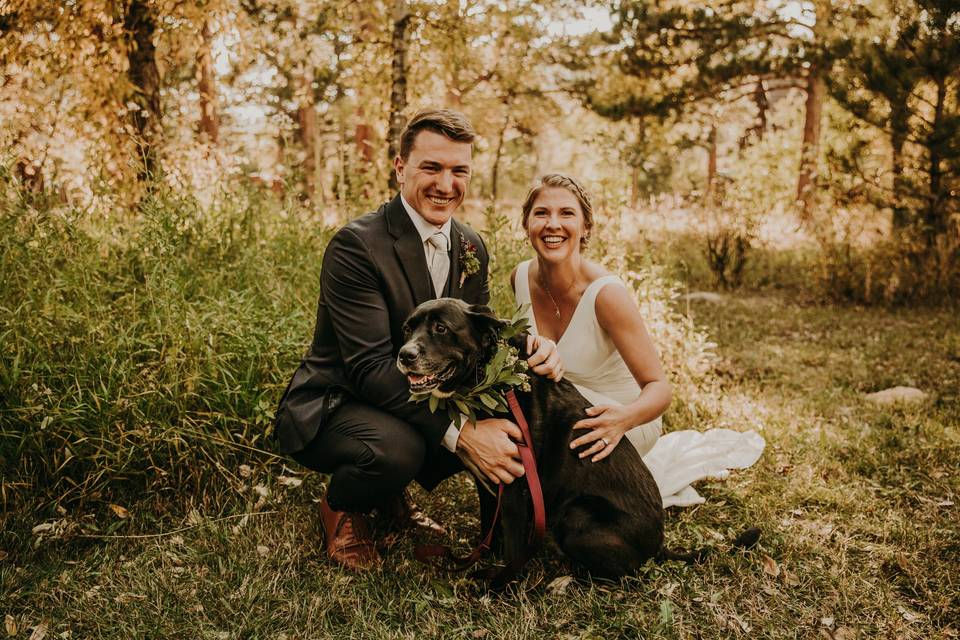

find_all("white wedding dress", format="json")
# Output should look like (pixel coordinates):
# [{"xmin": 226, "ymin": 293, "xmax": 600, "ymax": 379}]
[{"xmin": 514, "ymin": 260, "xmax": 764, "ymax": 508}]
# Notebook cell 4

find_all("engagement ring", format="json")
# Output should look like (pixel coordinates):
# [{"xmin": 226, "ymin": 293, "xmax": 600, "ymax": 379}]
[{"xmin": 601, "ymin": 438, "xmax": 610, "ymax": 447}]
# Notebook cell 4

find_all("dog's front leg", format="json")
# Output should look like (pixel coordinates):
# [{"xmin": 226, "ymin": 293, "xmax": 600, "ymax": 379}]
[{"xmin": 497, "ymin": 483, "xmax": 530, "ymax": 571}]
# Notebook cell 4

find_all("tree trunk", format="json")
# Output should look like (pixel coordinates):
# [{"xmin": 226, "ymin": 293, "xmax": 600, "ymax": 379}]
[
  {"xmin": 890, "ymin": 100, "xmax": 909, "ymax": 229},
  {"xmin": 124, "ymin": 0, "xmax": 161, "ymax": 181},
  {"xmin": 296, "ymin": 72, "xmax": 319, "ymax": 202},
  {"xmin": 630, "ymin": 116, "xmax": 645, "ymax": 208},
  {"xmin": 926, "ymin": 74, "xmax": 947, "ymax": 238},
  {"xmin": 754, "ymin": 79, "xmax": 768, "ymax": 140},
  {"xmin": 387, "ymin": 0, "xmax": 411, "ymax": 192},
  {"xmin": 705, "ymin": 122, "xmax": 717, "ymax": 204},
  {"xmin": 491, "ymin": 110, "xmax": 510, "ymax": 201},
  {"xmin": 197, "ymin": 19, "xmax": 219, "ymax": 144},
  {"xmin": 796, "ymin": 67, "xmax": 824, "ymax": 222}
]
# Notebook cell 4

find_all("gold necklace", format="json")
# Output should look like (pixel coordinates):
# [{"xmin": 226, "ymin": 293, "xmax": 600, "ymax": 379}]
[{"xmin": 538, "ymin": 275, "xmax": 562, "ymax": 319}]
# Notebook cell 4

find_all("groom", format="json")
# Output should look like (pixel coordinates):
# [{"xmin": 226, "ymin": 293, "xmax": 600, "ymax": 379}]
[{"xmin": 274, "ymin": 109, "xmax": 561, "ymax": 570}]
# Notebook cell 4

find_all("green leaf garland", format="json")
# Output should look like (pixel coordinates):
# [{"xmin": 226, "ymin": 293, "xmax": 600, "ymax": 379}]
[{"xmin": 409, "ymin": 305, "xmax": 532, "ymax": 428}]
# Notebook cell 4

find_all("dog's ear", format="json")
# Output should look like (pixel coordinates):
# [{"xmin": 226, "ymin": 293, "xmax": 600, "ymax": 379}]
[{"xmin": 464, "ymin": 304, "xmax": 506, "ymax": 352}]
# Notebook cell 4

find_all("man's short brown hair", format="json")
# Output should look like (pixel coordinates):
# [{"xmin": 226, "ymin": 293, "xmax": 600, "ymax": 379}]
[{"xmin": 399, "ymin": 109, "xmax": 476, "ymax": 160}]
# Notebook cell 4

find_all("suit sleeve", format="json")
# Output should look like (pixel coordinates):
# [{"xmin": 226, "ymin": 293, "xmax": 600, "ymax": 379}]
[
  {"xmin": 475, "ymin": 231, "xmax": 491, "ymax": 306},
  {"xmin": 320, "ymin": 227, "xmax": 451, "ymax": 444}
]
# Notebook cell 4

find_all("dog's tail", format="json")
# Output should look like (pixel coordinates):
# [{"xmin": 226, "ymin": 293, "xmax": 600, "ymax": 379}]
[{"xmin": 655, "ymin": 527, "xmax": 761, "ymax": 564}]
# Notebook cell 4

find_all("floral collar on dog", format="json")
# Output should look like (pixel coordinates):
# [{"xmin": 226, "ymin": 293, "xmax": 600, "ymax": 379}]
[{"xmin": 409, "ymin": 306, "xmax": 531, "ymax": 428}]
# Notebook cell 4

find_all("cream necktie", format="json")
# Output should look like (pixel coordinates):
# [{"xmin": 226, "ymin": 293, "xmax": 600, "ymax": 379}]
[{"xmin": 426, "ymin": 231, "xmax": 450, "ymax": 297}]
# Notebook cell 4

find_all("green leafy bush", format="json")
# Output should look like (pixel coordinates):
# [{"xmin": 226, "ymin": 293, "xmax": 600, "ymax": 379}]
[{"xmin": 0, "ymin": 182, "xmax": 331, "ymax": 509}]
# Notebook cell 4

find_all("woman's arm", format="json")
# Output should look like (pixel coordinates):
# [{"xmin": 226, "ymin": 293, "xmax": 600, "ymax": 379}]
[{"xmin": 569, "ymin": 282, "xmax": 672, "ymax": 461}]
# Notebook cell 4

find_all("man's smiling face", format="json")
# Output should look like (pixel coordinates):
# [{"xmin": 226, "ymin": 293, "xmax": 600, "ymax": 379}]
[{"xmin": 394, "ymin": 129, "xmax": 472, "ymax": 226}]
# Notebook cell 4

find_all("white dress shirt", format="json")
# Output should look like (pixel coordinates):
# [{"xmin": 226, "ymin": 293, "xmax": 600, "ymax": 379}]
[{"xmin": 399, "ymin": 195, "xmax": 463, "ymax": 452}]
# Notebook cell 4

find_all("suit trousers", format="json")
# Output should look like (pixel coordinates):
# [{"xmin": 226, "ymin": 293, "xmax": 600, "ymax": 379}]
[{"xmin": 291, "ymin": 399, "xmax": 466, "ymax": 513}]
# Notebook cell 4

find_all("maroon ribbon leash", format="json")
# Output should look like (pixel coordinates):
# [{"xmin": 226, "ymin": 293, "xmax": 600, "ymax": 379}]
[{"xmin": 414, "ymin": 389, "xmax": 547, "ymax": 583}]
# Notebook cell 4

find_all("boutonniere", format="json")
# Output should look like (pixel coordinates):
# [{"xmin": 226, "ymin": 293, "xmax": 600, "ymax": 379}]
[
  {"xmin": 458, "ymin": 237, "xmax": 480, "ymax": 287},
  {"xmin": 409, "ymin": 306, "xmax": 531, "ymax": 428}
]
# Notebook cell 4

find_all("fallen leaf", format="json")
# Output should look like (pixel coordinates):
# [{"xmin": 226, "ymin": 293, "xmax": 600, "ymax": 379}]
[
  {"xmin": 833, "ymin": 626, "xmax": 857, "ymax": 639},
  {"xmin": 253, "ymin": 485, "xmax": 269, "ymax": 498},
  {"xmin": 937, "ymin": 500, "xmax": 954, "ymax": 507},
  {"xmin": 238, "ymin": 464, "xmax": 252, "ymax": 478},
  {"xmin": 31, "ymin": 523, "xmax": 54, "ymax": 535},
  {"xmin": 821, "ymin": 616, "xmax": 835, "ymax": 627},
  {"xmin": 108, "ymin": 504, "xmax": 129, "ymax": 519},
  {"xmin": 471, "ymin": 630, "xmax": 488, "ymax": 639},
  {"xmin": 256, "ymin": 545, "xmax": 269, "ymax": 557},
  {"xmin": 782, "ymin": 569, "xmax": 800, "ymax": 586},
  {"xmin": 897, "ymin": 605, "xmax": 920, "ymax": 622},
  {"xmin": 29, "ymin": 622, "xmax": 48, "ymax": 640},
  {"xmin": 547, "ymin": 575, "xmax": 574, "ymax": 594},
  {"xmin": 761, "ymin": 554, "xmax": 780, "ymax": 577},
  {"xmin": 5, "ymin": 615, "xmax": 16, "ymax": 636},
  {"xmin": 277, "ymin": 476, "xmax": 302, "ymax": 488}
]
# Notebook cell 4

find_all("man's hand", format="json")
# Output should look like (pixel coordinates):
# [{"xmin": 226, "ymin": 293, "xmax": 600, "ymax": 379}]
[
  {"xmin": 526, "ymin": 334, "xmax": 564, "ymax": 381},
  {"xmin": 456, "ymin": 418, "xmax": 525, "ymax": 485}
]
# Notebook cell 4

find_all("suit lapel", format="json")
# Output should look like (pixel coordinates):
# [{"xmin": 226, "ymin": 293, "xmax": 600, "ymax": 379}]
[
  {"xmin": 386, "ymin": 196, "xmax": 433, "ymax": 305},
  {"xmin": 449, "ymin": 221, "xmax": 463, "ymax": 297}
]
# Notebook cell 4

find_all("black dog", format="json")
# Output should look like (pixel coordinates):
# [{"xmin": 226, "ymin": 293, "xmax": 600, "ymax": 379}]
[{"xmin": 398, "ymin": 298, "xmax": 672, "ymax": 579}]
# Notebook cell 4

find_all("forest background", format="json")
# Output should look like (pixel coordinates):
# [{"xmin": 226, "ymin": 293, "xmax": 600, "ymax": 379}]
[{"xmin": 1, "ymin": 0, "xmax": 958, "ymax": 638}]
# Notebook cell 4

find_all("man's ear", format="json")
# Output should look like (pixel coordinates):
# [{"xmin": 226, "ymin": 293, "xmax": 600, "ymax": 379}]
[
  {"xmin": 393, "ymin": 155, "xmax": 404, "ymax": 185},
  {"xmin": 465, "ymin": 304, "xmax": 506, "ymax": 351}
]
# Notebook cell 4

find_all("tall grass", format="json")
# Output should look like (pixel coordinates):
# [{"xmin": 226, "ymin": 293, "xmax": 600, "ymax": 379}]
[{"xmin": 0, "ymin": 180, "xmax": 332, "ymax": 512}]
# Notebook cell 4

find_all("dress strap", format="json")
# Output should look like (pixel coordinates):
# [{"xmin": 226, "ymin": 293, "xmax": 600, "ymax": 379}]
[
  {"xmin": 515, "ymin": 259, "xmax": 533, "ymax": 304},
  {"xmin": 581, "ymin": 275, "xmax": 626, "ymax": 312}
]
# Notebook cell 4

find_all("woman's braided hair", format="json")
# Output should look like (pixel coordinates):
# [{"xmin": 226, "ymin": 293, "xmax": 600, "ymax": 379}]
[{"xmin": 520, "ymin": 174, "xmax": 594, "ymax": 248}]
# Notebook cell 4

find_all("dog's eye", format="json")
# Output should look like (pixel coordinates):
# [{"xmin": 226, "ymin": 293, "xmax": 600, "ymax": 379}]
[
  {"xmin": 402, "ymin": 325, "xmax": 411, "ymax": 337},
  {"xmin": 433, "ymin": 322, "xmax": 448, "ymax": 334}
]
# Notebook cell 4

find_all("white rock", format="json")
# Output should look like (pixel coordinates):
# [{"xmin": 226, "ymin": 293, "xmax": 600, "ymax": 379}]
[
  {"xmin": 864, "ymin": 386, "xmax": 928, "ymax": 405},
  {"xmin": 684, "ymin": 291, "xmax": 725, "ymax": 303}
]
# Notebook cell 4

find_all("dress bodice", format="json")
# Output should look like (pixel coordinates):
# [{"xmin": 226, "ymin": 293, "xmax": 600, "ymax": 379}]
[{"xmin": 514, "ymin": 259, "xmax": 642, "ymax": 407}]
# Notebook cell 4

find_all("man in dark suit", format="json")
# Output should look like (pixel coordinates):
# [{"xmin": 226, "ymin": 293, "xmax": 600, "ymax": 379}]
[{"xmin": 274, "ymin": 109, "xmax": 561, "ymax": 569}]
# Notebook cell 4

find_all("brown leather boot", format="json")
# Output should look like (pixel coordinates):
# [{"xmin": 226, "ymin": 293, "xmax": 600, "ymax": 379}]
[
  {"xmin": 318, "ymin": 496, "xmax": 380, "ymax": 570},
  {"xmin": 379, "ymin": 490, "xmax": 447, "ymax": 536}
]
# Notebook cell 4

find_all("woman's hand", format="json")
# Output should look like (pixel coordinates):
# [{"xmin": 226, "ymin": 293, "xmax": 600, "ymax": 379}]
[
  {"xmin": 526, "ymin": 334, "xmax": 564, "ymax": 381},
  {"xmin": 570, "ymin": 404, "xmax": 634, "ymax": 462}
]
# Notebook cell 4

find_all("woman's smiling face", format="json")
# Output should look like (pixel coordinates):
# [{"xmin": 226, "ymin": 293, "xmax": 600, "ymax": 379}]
[{"xmin": 525, "ymin": 186, "xmax": 590, "ymax": 263}]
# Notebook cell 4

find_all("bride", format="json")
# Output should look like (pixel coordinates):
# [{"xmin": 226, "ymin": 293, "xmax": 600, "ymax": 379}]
[{"xmin": 512, "ymin": 174, "xmax": 764, "ymax": 507}]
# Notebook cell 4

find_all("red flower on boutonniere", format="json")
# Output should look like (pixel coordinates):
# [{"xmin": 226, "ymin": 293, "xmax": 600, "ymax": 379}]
[{"xmin": 459, "ymin": 237, "xmax": 480, "ymax": 287}]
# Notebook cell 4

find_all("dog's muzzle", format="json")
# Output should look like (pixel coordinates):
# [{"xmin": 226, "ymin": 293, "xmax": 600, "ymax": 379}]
[{"xmin": 397, "ymin": 342, "xmax": 456, "ymax": 393}]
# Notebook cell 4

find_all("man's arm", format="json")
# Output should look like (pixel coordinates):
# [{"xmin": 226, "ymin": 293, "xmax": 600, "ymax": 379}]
[{"xmin": 321, "ymin": 228, "xmax": 450, "ymax": 438}]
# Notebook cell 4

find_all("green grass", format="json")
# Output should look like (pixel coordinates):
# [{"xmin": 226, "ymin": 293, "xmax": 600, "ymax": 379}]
[{"xmin": 4, "ymin": 292, "xmax": 958, "ymax": 639}]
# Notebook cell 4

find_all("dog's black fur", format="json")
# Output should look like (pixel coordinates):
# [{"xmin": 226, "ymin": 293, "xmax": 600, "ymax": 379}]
[{"xmin": 398, "ymin": 298, "xmax": 673, "ymax": 579}]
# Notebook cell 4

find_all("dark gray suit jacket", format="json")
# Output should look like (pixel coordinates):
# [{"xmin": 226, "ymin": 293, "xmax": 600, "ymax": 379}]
[{"xmin": 274, "ymin": 195, "xmax": 490, "ymax": 455}]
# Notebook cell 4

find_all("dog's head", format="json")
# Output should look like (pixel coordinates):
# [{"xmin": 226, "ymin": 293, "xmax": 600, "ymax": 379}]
[{"xmin": 397, "ymin": 298, "xmax": 506, "ymax": 397}]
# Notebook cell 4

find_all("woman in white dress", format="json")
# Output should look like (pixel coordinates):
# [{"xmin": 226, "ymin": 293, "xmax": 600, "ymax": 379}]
[{"xmin": 512, "ymin": 174, "xmax": 764, "ymax": 506}]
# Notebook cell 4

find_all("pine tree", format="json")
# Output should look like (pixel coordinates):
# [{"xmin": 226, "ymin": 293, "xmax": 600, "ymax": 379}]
[{"xmin": 828, "ymin": 0, "xmax": 959, "ymax": 240}]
